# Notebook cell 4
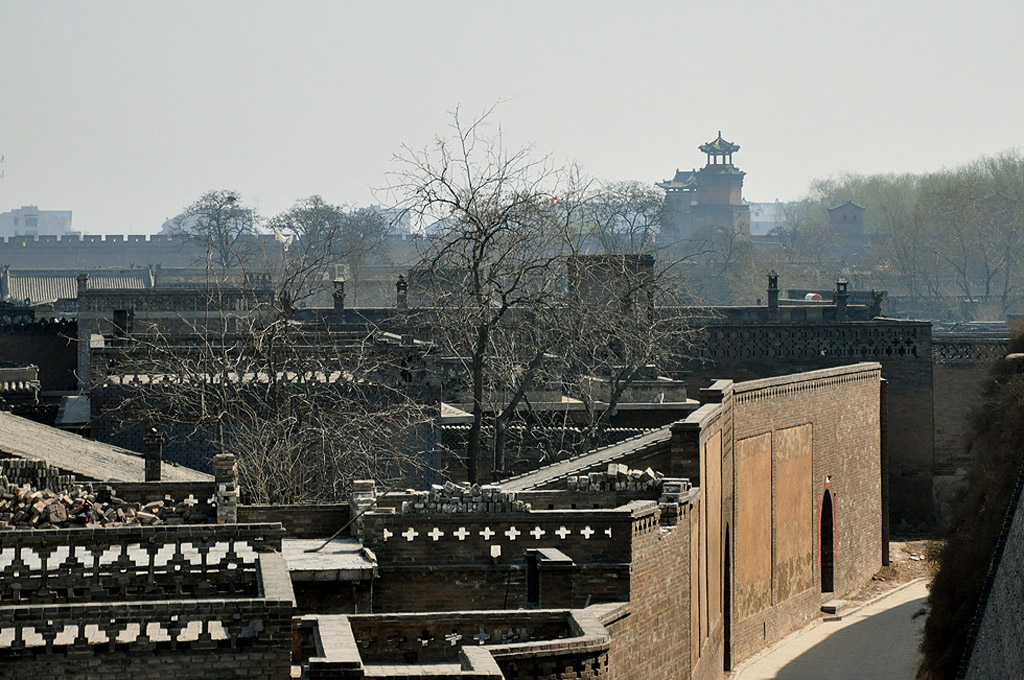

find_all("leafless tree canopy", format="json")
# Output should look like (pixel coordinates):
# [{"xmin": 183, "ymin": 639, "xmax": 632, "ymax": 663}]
[{"xmin": 391, "ymin": 108, "xmax": 699, "ymax": 481}]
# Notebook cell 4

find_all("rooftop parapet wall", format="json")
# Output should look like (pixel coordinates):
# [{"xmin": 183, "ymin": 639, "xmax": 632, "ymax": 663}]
[
  {"xmin": 298, "ymin": 607, "xmax": 613, "ymax": 679},
  {"xmin": 932, "ymin": 335, "xmax": 1009, "ymax": 365},
  {"xmin": 362, "ymin": 502, "xmax": 659, "ymax": 568},
  {"xmin": 0, "ymin": 317, "xmax": 75, "ymax": 335},
  {"xmin": 0, "ymin": 522, "xmax": 285, "ymax": 603},
  {"xmin": 692, "ymin": 320, "xmax": 931, "ymax": 364},
  {"xmin": 0, "ymin": 522, "xmax": 294, "ymax": 680},
  {"xmin": 730, "ymin": 361, "xmax": 883, "ymax": 404}
]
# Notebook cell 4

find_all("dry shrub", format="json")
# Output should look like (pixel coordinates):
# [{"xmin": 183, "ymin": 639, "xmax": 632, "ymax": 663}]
[{"xmin": 917, "ymin": 327, "xmax": 1024, "ymax": 678}]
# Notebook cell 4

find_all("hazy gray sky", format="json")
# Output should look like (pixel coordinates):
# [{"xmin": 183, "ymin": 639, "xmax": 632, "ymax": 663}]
[{"xmin": 2, "ymin": 1, "xmax": 1022, "ymax": 234}]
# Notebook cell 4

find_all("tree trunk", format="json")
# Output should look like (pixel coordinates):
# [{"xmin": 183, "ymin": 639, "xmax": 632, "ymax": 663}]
[{"xmin": 466, "ymin": 326, "xmax": 488, "ymax": 484}]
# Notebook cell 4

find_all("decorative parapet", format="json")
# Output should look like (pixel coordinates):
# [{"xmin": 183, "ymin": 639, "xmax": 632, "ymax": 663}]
[
  {"xmin": 694, "ymin": 320, "xmax": 930, "ymax": 361},
  {"xmin": 361, "ymin": 503, "xmax": 655, "ymax": 568},
  {"xmin": 932, "ymin": 336, "xmax": 1009, "ymax": 366},
  {"xmin": 0, "ymin": 522, "xmax": 293, "ymax": 679},
  {"xmin": 0, "ymin": 522, "xmax": 285, "ymax": 603}
]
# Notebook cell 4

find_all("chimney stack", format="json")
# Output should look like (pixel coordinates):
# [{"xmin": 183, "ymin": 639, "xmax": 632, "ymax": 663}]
[
  {"xmin": 767, "ymin": 271, "xmax": 779, "ymax": 320},
  {"xmin": 143, "ymin": 427, "xmax": 163, "ymax": 482},
  {"xmin": 835, "ymin": 279, "xmax": 849, "ymax": 322},
  {"xmin": 396, "ymin": 274, "xmax": 409, "ymax": 310},
  {"xmin": 332, "ymin": 279, "xmax": 346, "ymax": 313}
]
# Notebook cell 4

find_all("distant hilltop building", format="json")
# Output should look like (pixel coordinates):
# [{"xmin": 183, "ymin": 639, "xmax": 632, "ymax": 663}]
[
  {"xmin": 0, "ymin": 205, "xmax": 74, "ymax": 238},
  {"xmin": 658, "ymin": 132, "xmax": 751, "ymax": 240}
]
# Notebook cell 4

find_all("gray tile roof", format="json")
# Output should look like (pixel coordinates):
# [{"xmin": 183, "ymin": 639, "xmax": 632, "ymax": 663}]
[
  {"xmin": 0, "ymin": 410, "xmax": 211, "ymax": 482},
  {"xmin": 499, "ymin": 426, "xmax": 671, "ymax": 491},
  {"xmin": 1, "ymin": 269, "xmax": 153, "ymax": 304}
]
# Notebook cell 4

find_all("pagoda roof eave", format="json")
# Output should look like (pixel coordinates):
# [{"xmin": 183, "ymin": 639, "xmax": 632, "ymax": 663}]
[{"xmin": 699, "ymin": 131, "xmax": 740, "ymax": 154}]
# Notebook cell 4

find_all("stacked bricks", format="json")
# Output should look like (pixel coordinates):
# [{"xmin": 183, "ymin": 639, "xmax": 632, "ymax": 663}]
[
  {"xmin": 214, "ymin": 453, "xmax": 239, "ymax": 524},
  {"xmin": 0, "ymin": 481, "xmax": 215, "ymax": 529},
  {"xmin": 565, "ymin": 464, "xmax": 674, "ymax": 494},
  {"xmin": 400, "ymin": 480, "xmax": 530, "ymax": 514},
  {"xmin": 0, "ymin": 458, "xmax": 78, "ymax": 495}
]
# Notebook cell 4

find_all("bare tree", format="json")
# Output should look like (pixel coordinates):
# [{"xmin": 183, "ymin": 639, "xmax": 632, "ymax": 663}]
[
  {"xmin": 392, "ymin": 107, "xmax": 581, "ymax": 481},
  {"xmin": 169, "ymin": 190, "xmax": 258, "ymax": 270},
  {"xmin": 96, "ymin": 191, "xmax": 431, "ymax": 503},
  {"xmin": 392, "ymin": 109, "xmax": 699, "ymax": 480},
  {"xmin": 264, "ymin": 196, "xmax": 391, "ymax": 316}
]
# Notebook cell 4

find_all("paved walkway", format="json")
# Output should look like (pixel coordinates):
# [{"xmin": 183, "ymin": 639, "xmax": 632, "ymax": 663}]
[{"xmin": 733, "ymin": 580, "xmax": 929, "ymax": 680}]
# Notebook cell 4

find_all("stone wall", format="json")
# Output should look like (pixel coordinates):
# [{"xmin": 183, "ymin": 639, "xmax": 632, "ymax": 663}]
[{"xmin": 963, "ymin": 466, "xmax": 1024, "ymax": 679}]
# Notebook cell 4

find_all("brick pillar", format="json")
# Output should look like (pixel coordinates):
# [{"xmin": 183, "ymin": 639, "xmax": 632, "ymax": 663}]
[
  {"xmin": 350, "ymin": 479, "xmax": 376, "ymax": 539},
  {"xmin": 77, "ymin": 272, "xmax": 89, "ymax": 294},
  {"xmin": 766, "ymin": 270, "xmax": 779, "ymax": 320},
  {"xmin": 214, "ymin": 454, "xmax": 239, "ymax": 524},
  {"xmin": 332, "ymin": 279, "xmax": 346, "ymax": 313},
  {"xmin": 669, "ymin": 420, "xmax": 702, "ymax": 481},
  {"xmin": 396, "ymin": 275, "xmax": 408, "ymax": 310},
  {"xmin": 143, "ymin": 428, "xmax": 163, "ymax": 482}
]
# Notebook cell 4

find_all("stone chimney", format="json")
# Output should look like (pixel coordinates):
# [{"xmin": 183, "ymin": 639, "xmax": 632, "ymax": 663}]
[
  {"xmin": 143, "ymin": 427, "xmax": 163, "ymax": 482},
  {"xmin": 77, "ymin": 273, "xmax": 89, "ymax": 295},
  {"xmin": 396, "ymin": 274, "xmax": 409, "ymax": 310},
  {"xmin": 835, "ymin": 278, "xmax": 849, "ymax": 322},
  {"xmin": 767, "ymin": 270, "xmax": 779, "ymax": 320},
  {"xmin": 332, "ymin": 279, "xmax": 346, "ymax": 313},
  {"xmin": 213, "ymin": 454, "xmax": 239, "ymax": 524}
]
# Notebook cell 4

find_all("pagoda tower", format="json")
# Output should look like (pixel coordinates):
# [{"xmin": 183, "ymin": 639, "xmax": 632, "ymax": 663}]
[{"xmin": 658, "ymin": 131, "xmax": 751, "ymax": 241}]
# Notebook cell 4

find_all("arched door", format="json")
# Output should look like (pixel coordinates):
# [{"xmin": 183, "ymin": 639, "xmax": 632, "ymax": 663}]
[{"xmin": 821, "ymin": 490, "xmax": 835, "ymax": 593}]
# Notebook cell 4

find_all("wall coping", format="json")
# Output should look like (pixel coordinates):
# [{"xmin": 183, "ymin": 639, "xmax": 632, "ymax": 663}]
[{"xmin": 732, "ymin": 361, "xmax": 881, "ymax": 395}]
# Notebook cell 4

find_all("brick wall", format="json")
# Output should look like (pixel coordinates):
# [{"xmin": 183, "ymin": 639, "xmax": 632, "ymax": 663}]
[
  {"xmin": 0, "ymin": 523, "xmax": 294, "ymax": 680},
  {"xmin": 238, "ymin": 503, "xmax": 351, "ymax": 538},
  {"xmin": 299, "ymin": 609, "xmax": 611, "ymax": 679},
  {"xmin": 0, "ymin": 319, "xmax": 78, "ymax": 391},
  {"xmin": 605, "ymin": 497, "xmax": 696, "ymax": 680},
  {"xmin": 683, "ymin": 320, "xmax": 931, "ymax": 529},
  {"xmin": 362, "ymin": 509, "xmax": 643, "ymax": 613},
  {"xmin": 726, "ymin": 364, "xmax": 882, "ymax": 665}
]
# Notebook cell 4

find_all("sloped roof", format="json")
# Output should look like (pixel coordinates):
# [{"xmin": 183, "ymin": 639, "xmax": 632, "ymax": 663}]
[
  {"xmin": 1, "ymin": 269, "xmax": 153, "ymax": 304},
  {"xmin": 828, "ymin": 200, "xmax": 866, "ymax": 212},
  {"xmin": 699, "ymin": 132, "xmax": 740, "ymax": 155},
  {"xmin": 656, "ymin": 169, "xmax": 699, "ymax": 191},
  {"xmin": 0, "ymin": 410, "xmax": 211, "ymax": 482},
  {"xmin": 499, "ymin": 426, "xmax": 671, "ymax": 491}
]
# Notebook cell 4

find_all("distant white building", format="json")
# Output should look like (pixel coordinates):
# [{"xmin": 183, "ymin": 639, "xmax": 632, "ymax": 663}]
[
  {"xmin": 0, "ymin": 206, "xmax": 74, "ymax": 238},
  {"xmin": 748, "ymin": 200, "xmax": 792, "ymax": 236},
  {"xmin": 368, "ymin": 205, "xmax": 412, "ymax": 235}
]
